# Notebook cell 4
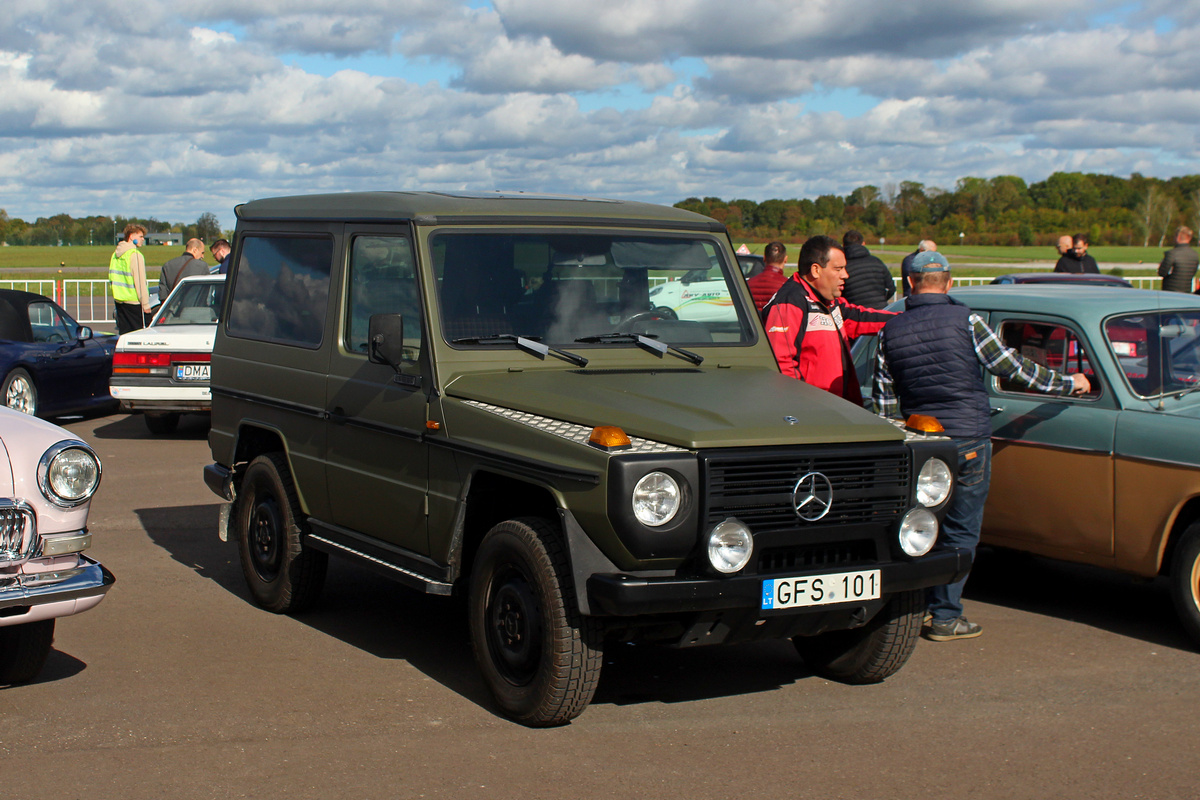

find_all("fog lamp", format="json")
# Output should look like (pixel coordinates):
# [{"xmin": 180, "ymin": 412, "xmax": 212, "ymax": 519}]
[
  {"xmin": 898, "ymin": 507, "xmax": 938, "ymax": 557},
  {"xmin": 707, "ymin": 518, "xmax": 753, "ymax": 574}
]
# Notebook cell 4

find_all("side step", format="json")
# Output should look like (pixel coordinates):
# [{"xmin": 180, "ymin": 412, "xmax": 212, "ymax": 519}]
[{"xmin": 305, "ymin": 520, "xmax": 454, "ymax": 596}]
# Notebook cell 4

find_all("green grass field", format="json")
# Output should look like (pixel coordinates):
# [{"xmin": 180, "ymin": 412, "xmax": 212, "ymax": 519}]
[{"xmin": 0, "ymin": 245, "xmax": 216, "ymax": 280}]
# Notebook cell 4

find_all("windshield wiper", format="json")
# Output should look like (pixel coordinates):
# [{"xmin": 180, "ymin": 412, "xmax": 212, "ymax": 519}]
[
  {"xmin": 451, "ymin": 334, "xmax": 588, "ymax": 367},
  {"xmin": 575, "ymin": 332, "xmax": 703, "ymax": 365}
]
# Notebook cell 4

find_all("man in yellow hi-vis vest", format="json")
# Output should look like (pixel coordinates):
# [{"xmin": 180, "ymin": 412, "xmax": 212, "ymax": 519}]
[{"xmin": 109, "ymin": 224, "xmax": 153, "ymax": 334}]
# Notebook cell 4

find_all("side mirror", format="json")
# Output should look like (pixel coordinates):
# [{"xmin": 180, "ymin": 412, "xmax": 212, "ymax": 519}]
[
  {"xmin": 77, "ymin": 326, "xmax": 93, "ymax": 341},
  {"xmin": 368, "ymin": 313, "xmax": 409, "ymax": 371}
]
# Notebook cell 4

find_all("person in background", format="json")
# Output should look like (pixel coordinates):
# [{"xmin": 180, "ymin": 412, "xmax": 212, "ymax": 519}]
[
  {"xmin": 900, "ymin": 239, "xmax": 936, "ymax": 298},
  {"xmin": 1054, "ymin": 233, "xmax": 1099, "ymax": 273},
  {"xmin": 159, "ymin": 238, "xmax": 209, "ymax": 299},
  {"xmin": 1158, "ymin": 226, "xmax": 1198, "ymax": 293},
  {"xmin": 840, "ymin": 230, "xmax": 895, "ymax": 309},
  {"xmin": 1056, "ymin": 235, "xmax": 1074, "ymax": 257},
  {"xmin": 746, "ymin": 241, "xmax": 788, "ymax": 310},
  {"xmin": 211, "ymin": 239, "xmax": 232, "ymax": 274},
  {"xmin": 762, "ymin": 235, "xmax": 894, "ymax": 404},
  {"xmin": 109, "ymin": 224, "xmax": 153, "ymax": 334},
  {"xmin": 871, "ymin": 251, "xmax": 1090, "ymax": 641}
]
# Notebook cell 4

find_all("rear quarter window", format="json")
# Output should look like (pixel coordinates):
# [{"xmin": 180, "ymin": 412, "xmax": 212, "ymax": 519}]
[{"xmin": 226, "ymin": 236, "xmax": 334, "ymax": 348}]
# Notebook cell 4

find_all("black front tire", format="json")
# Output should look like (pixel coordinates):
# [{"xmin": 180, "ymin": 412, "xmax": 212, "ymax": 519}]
[
  {"xmin": 0, "ymin": 620, "xmax": 55, "ymax": 684},
  {"xmin": 1170, "ymin": 522, "xmax": 1200, "ymax": 646},
  {"xmin": 234, "ymin": 453, "xmax": 327, "ymax": 613},
  {"xmin": 468, "ymin": 517, "xmax": 603, "ymax": 726},
  {"xmin": 792, "ymin": 589, "xmax": 924, "ymax": 684},
  {"xmin": 144, "ymin": 412, "xmax": 180, "ymax": 435}
]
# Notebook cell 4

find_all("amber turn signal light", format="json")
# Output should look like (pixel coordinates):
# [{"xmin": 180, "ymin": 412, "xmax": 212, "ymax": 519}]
[
  {"xmin": 905, "ymin": 414, "xmax": 945, "ymax": 433},
  {"xmin": 589, "ymin": 425, "xmax": 632, "ymax": 451}
]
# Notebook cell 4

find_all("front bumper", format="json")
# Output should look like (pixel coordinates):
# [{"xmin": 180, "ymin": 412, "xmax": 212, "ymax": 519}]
[
  {"xmin": 0, "ymin": 556, "xmax": 116, "ymax": 626},
  {"xmin": 587, "ymin": 547, "xmax": 971, "ymax": 617}
]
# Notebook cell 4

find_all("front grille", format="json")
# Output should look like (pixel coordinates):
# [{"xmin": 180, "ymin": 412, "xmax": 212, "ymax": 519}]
[
  {"xmin": 702, "ymin": 443, "xmax": 910, "ymax": 531},
  {"xmin": 757, "ymin": 540, "xmax": 877, "ymax": 575},
  {"xmin": 0, "ymin": 501, "xmax": 37, "ymax": 564}
]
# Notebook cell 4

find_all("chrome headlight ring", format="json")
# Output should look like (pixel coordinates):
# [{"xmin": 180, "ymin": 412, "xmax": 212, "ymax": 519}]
[{"xmin": 38, "ymin": 440, "xmax": 103, "ymax": 509}]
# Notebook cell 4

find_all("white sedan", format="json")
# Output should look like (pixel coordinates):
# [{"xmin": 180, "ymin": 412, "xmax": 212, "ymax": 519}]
[{"xmin": 109, "ymin": 275, "xmax": 225, "ymax": 434}]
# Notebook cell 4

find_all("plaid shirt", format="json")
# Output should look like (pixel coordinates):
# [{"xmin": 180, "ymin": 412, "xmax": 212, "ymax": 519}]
[{"xmin": 872, "ymin": 313, "xmax": 1072, "ymax": 419}]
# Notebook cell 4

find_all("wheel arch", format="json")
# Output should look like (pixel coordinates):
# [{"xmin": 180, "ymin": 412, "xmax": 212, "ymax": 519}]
[
  {"xmin": 450, "ymin": 468, "xmax": 561, "ymax": 585},
  {"xmin": 230, "ymin": 422, "xmax": 311, "ymax": 514},
  {"xmin": 1159, "ymin": 495, "xmax": 1200, "ymax": 576}
]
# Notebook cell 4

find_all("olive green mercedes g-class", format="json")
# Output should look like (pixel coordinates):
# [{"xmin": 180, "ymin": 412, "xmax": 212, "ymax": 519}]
[{"xmin": 203, "ymin": 191, "xmax": 968, "ymax": 726}]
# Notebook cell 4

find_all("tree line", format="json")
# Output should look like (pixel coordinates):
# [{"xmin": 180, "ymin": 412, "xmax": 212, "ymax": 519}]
[
  {"xmin": 0, "ymin": 210, "xmax": 224, "ymax": 247},
  {"xmin": 675, "ymin": 171, "xmax": 1200, "ymax": 247}
]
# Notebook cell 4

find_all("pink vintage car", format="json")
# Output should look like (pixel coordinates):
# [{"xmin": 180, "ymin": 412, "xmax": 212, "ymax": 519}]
[{"xmin": 0, "ymin": 406, "xmax": 112, "ymax": 683}]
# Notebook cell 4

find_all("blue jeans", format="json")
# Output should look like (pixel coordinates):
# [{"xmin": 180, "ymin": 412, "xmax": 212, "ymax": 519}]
[{"xmin": 928, "ymin": 437, "xmax": 992, "ymax": 622}]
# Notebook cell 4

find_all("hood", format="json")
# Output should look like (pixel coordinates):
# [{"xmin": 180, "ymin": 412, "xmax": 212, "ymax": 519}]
[
  {"xmin": 445, "ymin": 368, "xmax": 902, "ymax": 449},
  {"xmin": 842, "ymin": 242, "xmax": 871, "ymax": 261},
  {"xmin": 113, "ymin": 241, "xmax": 138, "ymax": 258}
]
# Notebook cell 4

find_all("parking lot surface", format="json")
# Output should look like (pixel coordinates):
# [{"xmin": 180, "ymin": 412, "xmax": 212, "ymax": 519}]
[{"xmin": 4, "ymin": 412, "xmax": 1199, "ymax": 799}]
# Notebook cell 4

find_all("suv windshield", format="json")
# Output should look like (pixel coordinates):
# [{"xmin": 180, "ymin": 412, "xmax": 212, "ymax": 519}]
[
  {"xmin": 1106, "ymin": 310, "xmax": 1200, "ymax": 398},
  {"xmin": 153, "ymin": 280, "xmax": 225, "ymax": 327},
  {"xmin": 432, "ymin": 232, "xmax": 754, "ymax": 347}
]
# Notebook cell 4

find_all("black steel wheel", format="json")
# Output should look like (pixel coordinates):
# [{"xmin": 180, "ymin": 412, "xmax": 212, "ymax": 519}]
[
  {"xmin": 234, "ymin": 453, "xmax": 327, "ymax": 613},
  {"xmin": 792, "ymin": 589, "xmax": 924, "ymax": 684},
  {"xmin": 144, "ymin": 412, "xmax": 180, "ymax": 435},
  {"xmin": 468, "ymin": 517, "xmax": 602, "ymax": 726},
  {"xmin": 0, "ymin": 619, "xmax": 55, "ymax": 684},
  {"xmin": 1170, "ymin": 522, "xmax": 1200, "ymax": 646}
]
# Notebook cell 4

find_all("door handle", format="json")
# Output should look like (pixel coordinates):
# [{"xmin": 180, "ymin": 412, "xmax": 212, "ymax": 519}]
[{"xmin": 990, "ymin": 406, "xmax": 1005, "ymax": 415}]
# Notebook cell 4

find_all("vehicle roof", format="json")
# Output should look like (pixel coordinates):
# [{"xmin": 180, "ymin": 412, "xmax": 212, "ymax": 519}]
[
  {"xmin": 991, "ymin": 272, "xmax": 1131, "ymax": 285},
  {"xmin": 235, "ymin": 191, "xmax": 724, "ymax": 231},
  {"xmin": 952, "ymin": 285, "xmax": 1200, "ymax": 323}
]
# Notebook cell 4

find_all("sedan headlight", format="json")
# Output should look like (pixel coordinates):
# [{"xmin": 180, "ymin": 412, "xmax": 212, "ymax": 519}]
[
  {"xmin": 916, "ymin": 458, "xmax": 952, "ymax": 507},
  {"xmin": 632, "ymin": 471, "xmax": 681, "ymax": 527},
  {"xmin": 38, "ymin": 441, "xmax": 102, "ymax": 508},
  {"xmin": 897, "ymin": 507, "xmax": 938, "ymax": 557}
]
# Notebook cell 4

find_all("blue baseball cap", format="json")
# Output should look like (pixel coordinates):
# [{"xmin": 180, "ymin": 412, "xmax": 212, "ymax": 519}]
[{"xmin": 910, "ymin": 251, "xmax": 950, "ymax": 272}]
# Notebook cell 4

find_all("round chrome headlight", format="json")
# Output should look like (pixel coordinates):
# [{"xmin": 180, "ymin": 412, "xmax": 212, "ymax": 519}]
[
  {"xmin": 916, "ymin": 458, "xmax": 952, "ymax": 507},
  {"xmin": 707, "ymin": 518, "xmax": 753, "ymax": 574},
  {"xmin": 631, "ymin": 471, "xmax": 681, "ymax": 527},
  {"xmin": 38, "ymin": 441, "xmax": 102, "ymax": 508},
  {"xmin": 898, "ymin": 507, "xmax": 938, "ymax": 557}
]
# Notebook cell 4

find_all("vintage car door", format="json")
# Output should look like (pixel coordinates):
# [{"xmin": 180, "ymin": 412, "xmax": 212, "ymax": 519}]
[
  {"xmin": 323, "ymin": 229, "xmax": 431, "ymax": 557},
  {"xmin": 983, "ymin": 312, "xmax": 1119, "ymax": 561}
]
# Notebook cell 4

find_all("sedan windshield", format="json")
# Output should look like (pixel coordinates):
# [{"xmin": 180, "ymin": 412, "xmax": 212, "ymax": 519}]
[
  {"xmin": 1105, "ymin": 310, "xmax": 1200, "ymax": 398},
  {"xmin": 153, "ymin": 281, "xmax": 225, "ymax": 327},
  {"xmin": 431, "ymin": 232, "xmax": 755, "ymax": 348}
]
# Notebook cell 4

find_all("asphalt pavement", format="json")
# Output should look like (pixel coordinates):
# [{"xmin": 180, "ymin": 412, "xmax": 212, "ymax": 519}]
[{"xmin": 3, "ymin": 411, "xmax": 1198, "ymax": 800}]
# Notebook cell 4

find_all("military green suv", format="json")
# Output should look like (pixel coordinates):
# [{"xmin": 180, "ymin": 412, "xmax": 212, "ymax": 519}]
[{"xmin": 203, "ymin": 192, "xmax": 968, "ymax": 726}]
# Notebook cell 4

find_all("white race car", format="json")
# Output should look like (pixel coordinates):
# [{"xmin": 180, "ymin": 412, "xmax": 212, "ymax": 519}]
[{"xmin": 109, "ymin": 275, "xmax": 225, "ymax": 434}]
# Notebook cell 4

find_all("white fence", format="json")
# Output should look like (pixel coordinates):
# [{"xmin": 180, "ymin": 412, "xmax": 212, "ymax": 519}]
[{"xmin": 896, "ymin": 276, "xmax": 1162, "ymax": 290}]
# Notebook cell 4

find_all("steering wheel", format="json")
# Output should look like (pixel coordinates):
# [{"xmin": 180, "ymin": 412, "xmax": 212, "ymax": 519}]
[{"xmin": 619, "ymin": 306, "xmax": 678, "ymax": 330}]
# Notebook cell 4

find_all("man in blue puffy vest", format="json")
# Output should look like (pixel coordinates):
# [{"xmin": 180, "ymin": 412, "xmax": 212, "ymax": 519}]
[{"xmin": 870, "ymin": 251, "xmax": 1091, "ymax": 641}]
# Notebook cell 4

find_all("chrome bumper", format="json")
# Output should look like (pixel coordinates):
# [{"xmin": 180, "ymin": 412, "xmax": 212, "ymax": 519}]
[{"xmin": 0, "ymin": 556, "xmax": 116, "ymax": 611}]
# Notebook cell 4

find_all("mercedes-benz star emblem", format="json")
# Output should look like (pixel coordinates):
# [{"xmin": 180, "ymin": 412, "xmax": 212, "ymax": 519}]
[{"xmin": 792, "ymin": 471, "xmax": 833, "ymax": 521}]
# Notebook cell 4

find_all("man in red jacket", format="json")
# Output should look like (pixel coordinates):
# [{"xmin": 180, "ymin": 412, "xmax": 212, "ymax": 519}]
[
  {"xmin": 762, "ymin": 235, "xmax": 895, "ymax": 404},
  {"xmin": 747, "ymin": 241, "xmax": 788, "ymax": 310}
]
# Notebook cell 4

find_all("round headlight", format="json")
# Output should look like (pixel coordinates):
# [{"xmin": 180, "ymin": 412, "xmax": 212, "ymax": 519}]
[
  {"xmin": 39, "ymin": 442, "xmax": 102, "ymax": 508},
  {"xmin": 632, "ymin": 471, "xmax": 680, "ymax": 527},
  {"xmin": 916, "ymin": 458, "xmax": 952, "ymax": 507},
  {"xmin": 707, "ymin": 518, "xmax": 753, "ymax": 574},
  {"xmin": 898, "ymin": 507, "xmax": 938, "ymax": 557}
]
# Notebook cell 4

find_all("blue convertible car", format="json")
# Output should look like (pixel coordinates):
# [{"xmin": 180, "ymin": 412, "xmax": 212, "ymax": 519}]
[{"xmin": 0, "ymin": 289, "xmax": 117, "ymax": 419}]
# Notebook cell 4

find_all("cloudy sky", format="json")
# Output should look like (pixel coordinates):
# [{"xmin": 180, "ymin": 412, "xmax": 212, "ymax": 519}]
[{"xmin": 3, "ymin": 0, "xmax": 1199, "ymax": 229}]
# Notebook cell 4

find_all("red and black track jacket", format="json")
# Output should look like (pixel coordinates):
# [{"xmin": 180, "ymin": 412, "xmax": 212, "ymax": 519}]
[{"xmin": 762, "ymin": 275, "xmax": 895, "ymax": 404}]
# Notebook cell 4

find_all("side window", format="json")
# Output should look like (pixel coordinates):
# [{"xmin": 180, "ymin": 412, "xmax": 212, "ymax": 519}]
[
  {"xmin": 29, "ymin": 302, "xmax": 72, "ymax": 343},
  {"xmin": 226, "ymin": 236, "xmax": 333, "ymax": 348},
  {"xmin": 996, "ymin": 320, "xmax": 1100, "ymax": 398},
  {"xmin": 345, "ymin": 236, "xmax": 421, "ymax": 355}
]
